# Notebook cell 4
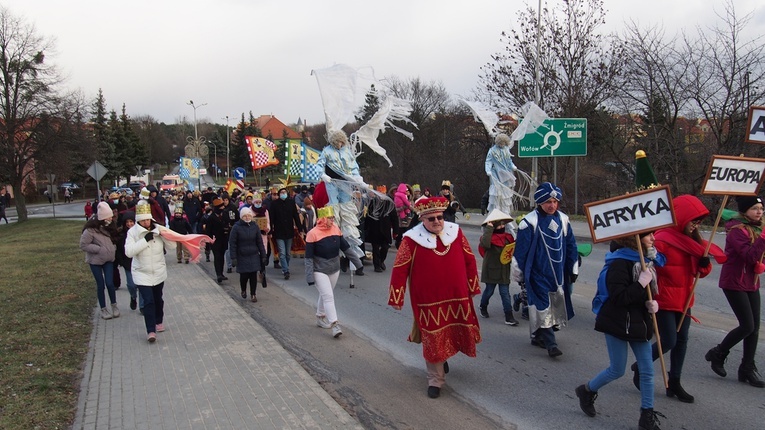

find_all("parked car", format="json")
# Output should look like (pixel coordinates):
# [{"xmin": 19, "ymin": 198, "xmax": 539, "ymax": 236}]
[
  {"xmin": 59, "ymin": 182, "xmax": 81, "ymax": 191},
  {"xmin": 127, "ymin": 182, "xmax": 144, "ymax": 194}
]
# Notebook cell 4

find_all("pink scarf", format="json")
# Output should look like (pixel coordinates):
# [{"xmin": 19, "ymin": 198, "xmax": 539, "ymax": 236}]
[{"xmin": 157, "ymin": 225, "xmax": 215, "ymax": 263}]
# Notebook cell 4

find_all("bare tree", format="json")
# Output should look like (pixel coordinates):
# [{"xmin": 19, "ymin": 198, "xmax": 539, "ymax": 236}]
[
  {"xmin": 682, "ymin": 1, "xmax": 765, "ymax": 159},
  {"xmin": 478, "ymin": 0, "xmax": 625, "ymax": 206},
  {"xmin": 0, "ymin": 7, "xmax": 66, "ymax": 221}
]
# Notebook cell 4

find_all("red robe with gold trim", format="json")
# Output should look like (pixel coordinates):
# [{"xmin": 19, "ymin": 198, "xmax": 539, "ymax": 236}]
[{"xmin": 388, "ymin": 222, "xmax": 481, "ymax": 363}]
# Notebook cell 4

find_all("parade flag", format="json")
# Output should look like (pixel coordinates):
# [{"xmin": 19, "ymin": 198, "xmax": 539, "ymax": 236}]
[
  {"xmin": 288, "ymin": 141, "xmax": 303, "ymax": 178},
  {"xmin": 179, "ymin": 157, "xmax": 201, "ymax": 179},
  {"xmin": 224, "ymin": 178, "xmax": 240, "ymax": 195},
  {"xmin": 246, "ymin": 136, "xmax": 279, "ymax": 170},
  {"xmin": 303, "ymin": 144, "xmax": 322, "ymax": 183}
]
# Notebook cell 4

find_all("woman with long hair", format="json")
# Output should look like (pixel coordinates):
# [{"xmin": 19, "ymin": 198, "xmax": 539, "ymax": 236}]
[
  {"xmin": 79, "ymin": 202, "xmax": 120, "ymax": 320},
  {"xmin": 705, "ymin": 195, "xmax": 765, "ymax": 388}
]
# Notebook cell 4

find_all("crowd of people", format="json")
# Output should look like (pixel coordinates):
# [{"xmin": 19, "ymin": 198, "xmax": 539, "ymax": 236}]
[{"xmin": 75, "ymin": 175, "xmax": 763, "ymax": 430}]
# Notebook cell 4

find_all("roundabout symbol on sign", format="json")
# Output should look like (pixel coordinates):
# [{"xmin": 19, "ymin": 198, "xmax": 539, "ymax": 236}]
[{"xmin": 541, "ymin": 125, "xmax": 563, "ymax": 155}]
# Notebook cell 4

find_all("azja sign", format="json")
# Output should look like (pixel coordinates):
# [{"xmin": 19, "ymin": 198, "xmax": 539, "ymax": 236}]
[
  {"xmin": 584, "ymin": 186, "xmax": 676, "ymax": 243},
  {"xmin": 746, "ymin": 106, "xmax": 765, "ymax": 144}
]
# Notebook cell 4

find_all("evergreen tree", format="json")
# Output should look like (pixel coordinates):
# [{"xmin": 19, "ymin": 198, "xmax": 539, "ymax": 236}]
[
  {"xmin": 91, "ymin": 89, "xmax": 116, "ymax": 175},
  {"xmin": 355, "ymin": 84, "xmax": 380, "ymax": 123},
  {"xmin": 120, "ymin": 104, "xmax": 147, "ymax": 180}
]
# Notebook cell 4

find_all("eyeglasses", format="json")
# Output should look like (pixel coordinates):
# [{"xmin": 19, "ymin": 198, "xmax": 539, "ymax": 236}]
[{"xmin": 425, "ymin": 215, "xmax": 444, "ymax": 222}]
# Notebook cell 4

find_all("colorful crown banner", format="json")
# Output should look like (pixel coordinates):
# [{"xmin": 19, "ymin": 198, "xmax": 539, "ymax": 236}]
[{"xmin": 246, "ymin": 136, "xmax": 279, "ymax": 171}]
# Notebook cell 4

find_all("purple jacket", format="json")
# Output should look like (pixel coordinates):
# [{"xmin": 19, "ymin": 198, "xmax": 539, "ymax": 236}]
[{"xmin": 719, "ymin": 219, "xmax": 765, "ymax": 292}]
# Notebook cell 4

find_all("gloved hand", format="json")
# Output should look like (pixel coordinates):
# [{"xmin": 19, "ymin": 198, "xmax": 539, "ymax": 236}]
[
  {"xmin": 261, "ymin": 259, "xmax": 268, "ymax": 268},
  {"xmin": 698, "ymin": 256, "xmax": 711, "ymax": 268},
  {"xmin": 231, "ymin": 259, "xmax": 237, "ymax": 268},
  {"xmin": 645, "ymin": 300, "xmax": 659, "ymax": 314},
  {"xmin": 645, "ymin": 246, "xmax": 657, "ymax": 260},
  {"xmin": 308, "ymin": 282, "xmax": 315, "ymax": 286},
  {"xmin": 638, "ymin": 269, "xmax": 653, "ymax": 287},
  {"xmin": 144, "ymin": 232, "xmax": 154, "ymax": 242}
]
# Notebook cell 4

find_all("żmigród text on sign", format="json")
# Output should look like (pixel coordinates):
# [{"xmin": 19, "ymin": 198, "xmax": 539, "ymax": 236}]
[
  {"xmin": 702, "ymin": 155, "xmax": 765, "ymax": 196},
  {"xmin": 584, "ymin": 186, "xmax": 676, "ymax": 243}
]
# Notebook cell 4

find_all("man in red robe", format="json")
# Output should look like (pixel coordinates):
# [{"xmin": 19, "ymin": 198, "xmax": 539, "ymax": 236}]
[{"xmin": 388, "ymin": 196, "xmax": 481, "ymax": 399}]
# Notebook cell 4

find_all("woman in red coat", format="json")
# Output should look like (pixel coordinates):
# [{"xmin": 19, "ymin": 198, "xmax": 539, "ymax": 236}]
[
  {"xmin": 631, "ymin": 195, "xmax": 725, "ymax": 402},
  {"xmin": 388, "ymin": 197, "xmax": 481, "ymax": 399}
]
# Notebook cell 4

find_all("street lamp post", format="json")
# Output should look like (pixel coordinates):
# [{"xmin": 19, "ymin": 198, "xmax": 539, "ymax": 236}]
[
  {"xmin": 186, "ymin": 100, "xmax": 208, "ymax": 190},
  {"xmin": 210, "ymin": 142, "xmax": 218, "ymax": 181},
  {"xmin": 224, "ymin": 115, "xmax": 231, "ymax": 178}
]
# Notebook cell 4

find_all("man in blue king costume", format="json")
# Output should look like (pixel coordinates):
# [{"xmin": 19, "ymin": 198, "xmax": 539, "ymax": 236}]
[{"xmin": 515, "ymin": 182, "xmax": 578, "ymax": 357}]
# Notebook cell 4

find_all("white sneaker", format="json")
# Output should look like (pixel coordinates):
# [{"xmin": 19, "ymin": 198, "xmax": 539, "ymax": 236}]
[
  {"xmin": 331, "ymin": 322, "xmax": 343, "ymax": 338},
  {"xmin": 100, "ymin": 307, "xmax": 112, "ymax": 320},
  {"xmin": 111, "ymin": 304, "xmax": 120, "ymax": 318},
  {"xmin": 316, "ymin": 316, "xmax": 332, "ymax": 329}
]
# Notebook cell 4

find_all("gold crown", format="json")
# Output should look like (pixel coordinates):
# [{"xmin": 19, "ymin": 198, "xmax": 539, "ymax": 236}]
[
  {"xmin": 136, "ymin": 202, "xmax": 151, "ymax": 215},
  {"xmin": 414, "ymin": 197, "xmax": 449, "ymax": 216},
  {"xmin": 317, "ymin": 206, "xmax": 335, "ymax": 218}
]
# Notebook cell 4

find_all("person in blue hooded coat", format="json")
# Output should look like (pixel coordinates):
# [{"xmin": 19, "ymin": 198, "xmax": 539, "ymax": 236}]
[{"xmin": 514, "ymin": 182, "xmax": 578, "ymax": 358}]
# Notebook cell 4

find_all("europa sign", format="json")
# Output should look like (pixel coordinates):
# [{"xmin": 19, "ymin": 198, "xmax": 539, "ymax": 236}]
[
  {"xmin": 584, "ymin": 186, "xmax": 676, "ymax": 243},
  {"xmin": 702, "ymin": 155, "xmax": 765, "ymax": 195}
]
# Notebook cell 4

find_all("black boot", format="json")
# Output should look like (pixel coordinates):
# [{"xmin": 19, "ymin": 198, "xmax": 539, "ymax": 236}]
[
  {"xmin": 705, "ymin": 345, "xmax": 729, "ymax": 377},
  {"xmin": 631, "ymin": 362, "xmax": 640, "ymax": 390},
  {"xmin": 666, "ymin": 375, "xmax": 695, "ymax": 403},
  {"xmin": 738, "ymin": 362, "xmax": 765, "ymax": 388},
  {"xmin": 638, "ymin": 408, "xmax": 666, "ymax": 430},
  {"xmin": 575, "ymin": 384, "xmax": 597, "ymax": 417}
]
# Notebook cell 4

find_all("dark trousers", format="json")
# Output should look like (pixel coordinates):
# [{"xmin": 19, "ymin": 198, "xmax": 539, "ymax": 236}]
[
  {"xmin": 371, "ymin": 241, "xmax": 389, "ymax": 270},
  {"xmin": 213, "ymin": 245, "xmax": 226, "ymax": 277},
  {"xmin": 652, "ymin": 309, "xmax": 691, "ymax": 378},
  {"xmin": 720, "ymin": 289, "xmax": 761, "ymax": 365},
  {"xmin": 138, "ymin": 283, "xmax": 164, "ymax": 334},
  {"xmin": 240, "ymin": 272, "xmax": 258, "ymax": 296}
]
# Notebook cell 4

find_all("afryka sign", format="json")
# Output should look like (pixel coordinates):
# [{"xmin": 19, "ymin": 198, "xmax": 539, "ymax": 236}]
[
  {"xmin": 584, "ymin": 186, "xmax": 676, "ymax": 243},
  {"xmin": 702, "ymin": 155, "xmax": 765, "ymax": 195}
]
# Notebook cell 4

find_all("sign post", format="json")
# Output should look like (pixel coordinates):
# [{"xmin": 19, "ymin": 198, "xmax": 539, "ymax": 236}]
[{"xmin": 87, "ymin": 161, "xmax": 108, "ymax": 202}]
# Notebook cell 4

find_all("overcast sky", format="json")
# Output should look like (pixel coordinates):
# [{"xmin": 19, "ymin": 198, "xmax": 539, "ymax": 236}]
[{"xmin": 4, "ymin": 0, "xmax": 764, "ymax": 127}]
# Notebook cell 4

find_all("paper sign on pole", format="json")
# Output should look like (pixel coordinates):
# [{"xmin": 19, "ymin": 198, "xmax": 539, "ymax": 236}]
[
  {"xmin": 584, "ymin": 185, "xmax": 676, "ymax": 243},
  {"xmin": 702, "ymin": 155, "xmax": 765, "ymax": 195},
  {"xmin": 746, "ymin": 106, "xmax": 765, "ymax": 144}
]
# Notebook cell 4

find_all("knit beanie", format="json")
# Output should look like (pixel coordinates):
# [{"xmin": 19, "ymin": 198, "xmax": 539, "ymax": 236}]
[
  {"xmin": 96, "ymin": 202, "xmax": 113, "ymax": 220},
  {"xmin": 240, "ymin": 207, "xmax": 254, "ymax": 218},
  {"xmin": 736, "ymin": 195, "xmax": 763, "ymax": 213},
  {"xmin": 139, "ymin": 187, "xmax": 151, "ymax": 200}
]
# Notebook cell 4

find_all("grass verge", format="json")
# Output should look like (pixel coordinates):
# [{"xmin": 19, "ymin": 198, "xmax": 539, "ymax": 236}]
[{"xmin": 0, "ymin": 219, "xmax": 94, "ymax": 429}]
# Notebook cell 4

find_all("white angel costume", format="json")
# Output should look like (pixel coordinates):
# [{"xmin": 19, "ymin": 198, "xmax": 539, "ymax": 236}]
[{"xmin": 312, "ymin": 64, "xmax": 415, "ymax": 260}]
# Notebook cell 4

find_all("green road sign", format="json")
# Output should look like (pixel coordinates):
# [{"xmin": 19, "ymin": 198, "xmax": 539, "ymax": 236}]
[{"xmin": 517, "ymin": 118, "xmax": 587, "ymax": 157}]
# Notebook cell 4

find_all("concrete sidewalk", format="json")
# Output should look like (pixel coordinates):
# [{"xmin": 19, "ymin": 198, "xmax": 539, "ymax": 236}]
[{"xmin": 72, "ymin": 256, "xmax": 361, "ymax": 430}]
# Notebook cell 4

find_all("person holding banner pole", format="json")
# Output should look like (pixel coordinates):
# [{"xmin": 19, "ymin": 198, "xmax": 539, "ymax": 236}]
[
  {"xmin": 576, "ymin": 232, "xmax": 665, "ymax": 430},
  {"xmin": 705, "ymin": 195, "xmax": 765, "ymax": 388},
  {"xmin": 630, "ymin": 194, "xmax": 727, "ymax": 403}
]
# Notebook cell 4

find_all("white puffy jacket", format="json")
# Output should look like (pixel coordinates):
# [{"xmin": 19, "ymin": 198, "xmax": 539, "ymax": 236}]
[{"xmin": 125, "ymin": 223, "xmax": 168, "ymax": 287}]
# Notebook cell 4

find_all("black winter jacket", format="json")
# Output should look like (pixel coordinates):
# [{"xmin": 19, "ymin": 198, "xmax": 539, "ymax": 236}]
[
  {"xmin": 594, "ymin": 258, "xmax": 653, "ymax": 342},
  {"xmin": 228, "ymin": 220, "xmax": 266, "ymax": 273}
]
